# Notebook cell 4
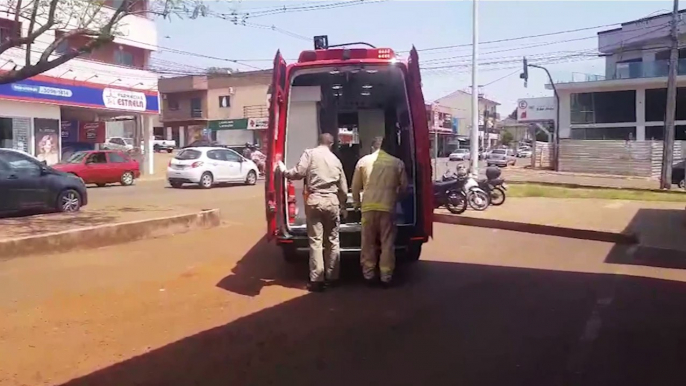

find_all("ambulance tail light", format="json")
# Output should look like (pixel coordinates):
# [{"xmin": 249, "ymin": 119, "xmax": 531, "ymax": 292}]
[{"xmin": 287, "ymin": 181, "xmax": 297, "ymax": 224}]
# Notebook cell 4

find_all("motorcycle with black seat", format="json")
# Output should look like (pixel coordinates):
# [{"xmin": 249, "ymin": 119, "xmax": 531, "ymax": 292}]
[
  {"xmin": 478, "ymin": 166, "xmax": 508, "ymax": 206},
  {"xmin": 433, "ymin": 166, "xmax": 469, "ymax": 214}
]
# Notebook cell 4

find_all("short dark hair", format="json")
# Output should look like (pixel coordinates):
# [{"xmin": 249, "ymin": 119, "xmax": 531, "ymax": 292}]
[
  {"xmin": 319, "ymin": 133, "xmax": 335, "ymax": 146},
  {"xmin": 371, "ymin": 137, "xmax": 383, "ymax": 151}
]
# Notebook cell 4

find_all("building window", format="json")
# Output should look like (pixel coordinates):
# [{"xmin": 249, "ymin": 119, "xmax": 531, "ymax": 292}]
[
  {"xmin": 55, "ymin": 39, "xmax": 69, "ymax": 55},
  {"xmin": 190, "ymin": 98, "xmax": 202, "ymax": 118},
  {"xmin": 570, "ymin": 127, "xmax": 636, "ymax": 140},
  {"xmin": 167, "ymin": 99, "xmax": 179, "ymax": 111},
  {"xmin": 219, "ymin": 95, "xmax": 230, "ymax": 108},
  {"xmin": 114, "ymin": 49, "xmax": 134, "ymax": 66},
  {"xmin": 571, "ymin": 91, "xmax": 636, "ymax": 124},
  {"xmin": 645, "ymin": 88, "xmax": 686, "ymax": 122},
  {"xmin": 646, "ymin": 126, "xmax": 686, "ymax": 141}
]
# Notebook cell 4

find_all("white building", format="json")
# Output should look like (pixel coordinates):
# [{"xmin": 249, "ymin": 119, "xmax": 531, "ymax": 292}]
[
  {"xmin": 0, "ymin": 1, "xmax": 159, "ymax": 170},
  {"xmin": 430, "ymin": 90, "xmax": 501, "ymax": 155},
  {"xmin": 556, "ymin": 10, "xmax": 686, "ymax": 142}
]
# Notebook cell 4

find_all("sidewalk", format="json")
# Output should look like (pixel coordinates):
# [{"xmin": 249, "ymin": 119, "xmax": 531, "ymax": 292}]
[
  {"xmin": 437, "ymin": 197, "xmax": 686, "ymax": 251},
  {"xmin": 0, "ymin": 204, "xmax": 193, "ymax": 240}
]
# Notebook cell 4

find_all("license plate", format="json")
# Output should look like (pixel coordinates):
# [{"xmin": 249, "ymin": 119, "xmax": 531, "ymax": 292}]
[{"xmin": 172, "ymin": 164, "xmax": 185, "ymax": 170}]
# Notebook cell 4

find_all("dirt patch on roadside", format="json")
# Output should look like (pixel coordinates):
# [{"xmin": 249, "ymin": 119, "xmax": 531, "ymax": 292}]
[{"xmin": 0, "ymin": 205, "xmax": 184, "ymax": 240}]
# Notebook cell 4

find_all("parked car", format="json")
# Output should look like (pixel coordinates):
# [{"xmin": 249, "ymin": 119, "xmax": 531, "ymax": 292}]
[
  {"xmin": 153, "ymin": 136, "xmax": 177, "ymax": 153},
  {"xmin": 182, "ymin": 139, "xmax": 226, "ymax": 149},
  {"xmin": 448, "ymin": 149, "xmax": 471, "ymax": 161},
  {"xmin": 517, "ymin": 148, "xmax": 532, "ymax": 158},
  {"xmin": 0, "ymin": 148, "xmax": 88, "ymax": 215},
  {"xmin": 103, "ymin": 137, "xmax": 134, "ymax": 152},
  {"xmin": 672, "ymin": 160, "xmax": 686, "ymax": 188},
  {"xmin": 167, "ymin": 147, "xmax": 259, "ymax": 189},
  {"xmin": 52, "ymin": 150, "xmax": 140, "ymax": 187},
  {"xmin": 486, "ymin": 149, "xmax": 517, "ymax": 167}
]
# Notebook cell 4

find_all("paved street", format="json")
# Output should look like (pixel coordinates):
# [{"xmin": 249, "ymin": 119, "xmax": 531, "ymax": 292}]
[
  {"xmin": 3, "ymin": 186, "xmax": 686, "ymax": 385},
  {"xmin": 432, "ymin": 157, "xmax": 663, "ymax": 190}
]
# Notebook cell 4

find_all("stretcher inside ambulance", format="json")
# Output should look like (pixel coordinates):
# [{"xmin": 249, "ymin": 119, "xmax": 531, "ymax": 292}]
[{"xmin": 265, "ymin": 46, "xmax": 433, "ymax": 262}]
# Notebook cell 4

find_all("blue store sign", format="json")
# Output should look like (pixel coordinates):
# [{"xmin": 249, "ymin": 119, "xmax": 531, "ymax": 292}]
[{"xmin": 0, "ymin": 77, "xmax": 159, "ymax": 114}]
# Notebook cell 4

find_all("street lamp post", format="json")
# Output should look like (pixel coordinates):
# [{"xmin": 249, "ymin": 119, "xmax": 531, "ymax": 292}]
[{"xmin": 470, "ymin": 0, "xmax": 479, "ymax": 175}]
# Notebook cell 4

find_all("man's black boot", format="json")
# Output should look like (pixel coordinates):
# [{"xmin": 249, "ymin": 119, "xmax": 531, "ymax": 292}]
[{"xmin": 307, "ymin": 281, "xmax": 326, "ymax": 293}]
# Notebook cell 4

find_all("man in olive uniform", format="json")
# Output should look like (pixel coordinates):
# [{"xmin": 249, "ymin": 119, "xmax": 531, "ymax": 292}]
[
  {"xmin": 351, "ymin": 136, "xmax": 408, "ymax": 288},
  {"xmin": 280, "ymin": 133, "xmax": 348, "ymax": 292}
]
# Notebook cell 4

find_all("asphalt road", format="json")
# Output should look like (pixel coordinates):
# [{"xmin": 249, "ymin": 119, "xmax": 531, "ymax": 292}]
[
  {"xmin": 85, "ymin": 178, "xmax": 265, "ymax": 220},
  {"xmin": 3, "ymin": 184, "xmax": 686, "ymax": 385}
]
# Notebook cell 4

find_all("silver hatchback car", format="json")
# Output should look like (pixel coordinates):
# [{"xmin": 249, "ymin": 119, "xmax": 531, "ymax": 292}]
[{"xmin": 486, "ymin": 149, "xmax": 517, "ymax": 167}]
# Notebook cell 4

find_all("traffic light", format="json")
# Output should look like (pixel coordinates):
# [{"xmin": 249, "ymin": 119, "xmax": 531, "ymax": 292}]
[
  {"xmin": 314, "ymin": 35, "xmax": 329, "ymax": 50},
  {"xmin": 520, "ymin": 57, "xmax": 528, "ymax": 87}
]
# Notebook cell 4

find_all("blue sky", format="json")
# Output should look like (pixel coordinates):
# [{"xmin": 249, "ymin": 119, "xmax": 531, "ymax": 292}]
[{"xmin": 155, "ymin": 0, "xmax": 677, "ymax": 115}]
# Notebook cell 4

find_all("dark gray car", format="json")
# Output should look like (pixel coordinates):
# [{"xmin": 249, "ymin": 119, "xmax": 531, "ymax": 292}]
[{"xmin": 0, "ymin": 149, "xmax": 88, "ymax": 216}]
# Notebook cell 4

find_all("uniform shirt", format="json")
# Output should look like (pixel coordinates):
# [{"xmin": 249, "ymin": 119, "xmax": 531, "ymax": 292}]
[
  {"xmin": 351, "ymin": 149, "xmax": 408, "ymax": 213},
  {"xmin": 284, "ymin": 145, "xmax": 348, "ymax": 208}
]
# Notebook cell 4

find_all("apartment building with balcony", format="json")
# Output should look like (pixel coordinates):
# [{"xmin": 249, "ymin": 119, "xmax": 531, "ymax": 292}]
[
  {"xmin": 550, "ymin": 10, "xmax": 686, "ymax": 177},
  {"xmin": 555, "ymin": 10, "xmax": 686, "ymax": 142},
  {"xmin": 430, "ymin": 90, "xmax": 500, "ymax": 155},
  {"xmin": 158, "ymin": 70, "xmax": 272, "ymax": 148},
  {"xmin": 0, "ymin": 1, "xmax": 159, "ymax": 168}
]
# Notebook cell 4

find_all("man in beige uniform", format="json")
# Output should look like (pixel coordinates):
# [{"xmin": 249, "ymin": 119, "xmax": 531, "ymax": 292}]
[
  {"xmin": 352, "ymin": 137, "xmax": 408, "ymax": 288},
  {"xmin": 282, "ymin": 133, "xmax": 348, "ymax": 292}
]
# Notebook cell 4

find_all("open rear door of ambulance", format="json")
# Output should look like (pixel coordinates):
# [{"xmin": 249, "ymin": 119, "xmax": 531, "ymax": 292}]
[
  {"xmin": 265, "ymin": 51, "xmax": 288, "ymax": 240},
  {"xmin": 407, "ymin": 47, "xmax": 433, "ymax": 239}
]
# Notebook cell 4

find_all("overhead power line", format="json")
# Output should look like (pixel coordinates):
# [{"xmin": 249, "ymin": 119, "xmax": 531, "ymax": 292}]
[{"xmin": 219, "ymin": 0, "xmax": 388, "ymax": 20}]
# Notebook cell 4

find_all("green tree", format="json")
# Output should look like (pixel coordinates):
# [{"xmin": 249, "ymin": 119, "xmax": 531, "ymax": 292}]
[
  {"xmin": 500, "ymin": 130, "xmax": 514, "ymax": 146},
  {"xmin": 0, "ymin": 0, "xmax": 207, "ymax": 84}
]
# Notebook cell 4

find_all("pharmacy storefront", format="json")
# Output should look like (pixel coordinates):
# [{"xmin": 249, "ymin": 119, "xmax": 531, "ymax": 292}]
[{"xmin": 0, "ymin": 74, "xmax": 159, "ymax": 164}]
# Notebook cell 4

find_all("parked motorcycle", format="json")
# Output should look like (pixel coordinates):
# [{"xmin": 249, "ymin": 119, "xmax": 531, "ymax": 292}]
[
  {"xmin": 433, "ymin": 179, "xmax": 468, "ymax": 214},
  {"xmin": 478, "ymin": 166, "xmax": 507, "ymax": 206},
  {"xmin": 441, "ymin": 165, "xmax": 490, "ymax": 211}
]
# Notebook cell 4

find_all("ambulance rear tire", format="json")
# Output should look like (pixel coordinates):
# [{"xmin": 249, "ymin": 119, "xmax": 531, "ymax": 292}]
[{"xmin": 403, "ymin": 244, "xmax": 423, "ymax": 263}]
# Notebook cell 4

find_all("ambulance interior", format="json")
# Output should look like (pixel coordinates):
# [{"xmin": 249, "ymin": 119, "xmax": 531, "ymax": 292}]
[{"xmin": 284, "ymin": 65, "xmax": 416, "ymax": 229}]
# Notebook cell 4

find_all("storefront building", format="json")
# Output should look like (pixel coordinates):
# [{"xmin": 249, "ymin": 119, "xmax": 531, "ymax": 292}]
[
  {"xmin": 0, "ymin": 75, "xmax": 159, "ymax": 165},
  {"xmin": 0, "ymin": 0, "xmax": 160, "ymax": 172},
  {"xmin": 427, "ymin": 103, "xmax": 464, "ymax": 157},
  {"xmin": 159, "ymin": 70, "xmax": 271, "ymax": 148},
  {"xmin": 208, "ymin": 117, "xmax": 269, "ymax": 148}
]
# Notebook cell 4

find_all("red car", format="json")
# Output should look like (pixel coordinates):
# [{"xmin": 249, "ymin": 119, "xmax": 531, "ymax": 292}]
[{"xmin": 53, "ymin": 150, "xmax": 140, "ymax": 187}]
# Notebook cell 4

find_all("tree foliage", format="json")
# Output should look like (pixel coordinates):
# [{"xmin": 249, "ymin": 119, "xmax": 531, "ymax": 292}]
[
  {"xmin": 0, "ymin": 0, "xmax": 208, "ymax": 84},
  {"xmin": 500, "ymin": 130, "xmax": 514, "ymax": 146},
  {"xmin": 206, "ymin": 66, "xmax": 237, "ymax": 75}
]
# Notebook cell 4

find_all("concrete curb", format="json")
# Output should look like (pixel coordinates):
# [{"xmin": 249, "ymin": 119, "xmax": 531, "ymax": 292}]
[
  {"xmin": 0, "ymin": 209, "xmax": 221, "ymax": 260},
  {"xmin": 507, "ymin": 180, "xmax": 679, "ymax": 195},
  {"xmin": 434, "ymin": 213, "xmax": 639, "ymax": 245}
]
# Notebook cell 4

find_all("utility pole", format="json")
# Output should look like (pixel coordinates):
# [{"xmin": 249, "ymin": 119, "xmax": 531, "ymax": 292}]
[
  {"xmin": 661, "ymin": 0, "xmax": 679, "ymax": 190},
  {"xmin": 470, "ymin": 0, "xmax": 480, "ymax": 175}
]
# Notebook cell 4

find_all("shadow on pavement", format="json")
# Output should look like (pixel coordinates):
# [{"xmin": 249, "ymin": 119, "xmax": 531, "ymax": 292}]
[
  {"xmin": 215, "ymin": 236, "xmax": 307, "ymax": 296},
  {"xmin": 606, "ymin": 208, "xmax": 686, "ymax": 269},
  {"xmin": 58, "ymin": 261, "xmax": 686, "ymax": 386}
]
